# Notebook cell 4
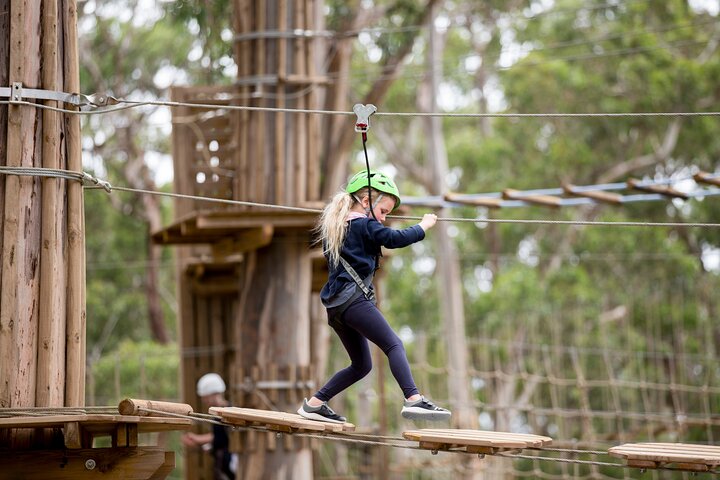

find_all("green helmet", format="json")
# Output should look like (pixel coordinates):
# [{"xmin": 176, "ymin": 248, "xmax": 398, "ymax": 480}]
[{"xmin": 346, "ymin": 170, "xmax": 401, "ymax": 209}]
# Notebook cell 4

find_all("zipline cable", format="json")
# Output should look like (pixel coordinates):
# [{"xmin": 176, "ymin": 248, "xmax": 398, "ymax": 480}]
[
  {"xmin": 1, "ymin": 166, "xmax": 719, "ymax": 229},
  {"xmin": 2, "ymin": 98, "xmax": 720, "ymax": 119}
]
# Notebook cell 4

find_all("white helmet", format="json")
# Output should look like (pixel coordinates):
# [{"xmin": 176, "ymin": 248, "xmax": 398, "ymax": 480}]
[{"xmin": 196, "ymin": 373, "xmax": 226, "ymax": 396}]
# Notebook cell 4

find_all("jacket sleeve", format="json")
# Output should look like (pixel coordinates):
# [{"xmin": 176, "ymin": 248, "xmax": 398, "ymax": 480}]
[{"xmin": 365, "ymin": 220, "xmax": 425, "ymax": 249}]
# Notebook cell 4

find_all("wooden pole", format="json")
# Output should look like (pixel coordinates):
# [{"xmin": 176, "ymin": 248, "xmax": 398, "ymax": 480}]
[
  {"xmin": 305, "ymin": 0, "xmax": 321, "ymax": 202},
  {"xmin": 2, "ymin": 0, "xmax": 43, "ymax": 412},
  {"xmin": 275, "ymin": 0, "xmax": 287, "ymax": 206},
  {"xmin": 253, "ymin": 2, "xmax": 266, "ymax": 204},
  {"xmin": 64, "ymin": 0, "xmax": 86, "ymax": 408},
  {"xmin": 292, "ymin": 0, "xmax": 307, "ymax": 205},
  {"xmin": 237, "ymin": 2, "xmax": 251, "ymax": 204},
  {"xmin": 37, "ymin": 0, "xmax": 67, "ymax": 409}
]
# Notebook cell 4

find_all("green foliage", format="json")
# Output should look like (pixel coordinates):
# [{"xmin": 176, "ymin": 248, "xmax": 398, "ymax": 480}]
[
  {"xmin": 85, "ymin": 185, "xmax": 177, "ymax": 352},
  {"xmin": 88, "ymin": 340, "xmax": 179, "ymax": 406}
]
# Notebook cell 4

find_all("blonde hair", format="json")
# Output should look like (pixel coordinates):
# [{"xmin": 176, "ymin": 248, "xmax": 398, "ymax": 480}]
[{"xmin": 317, "ymin": 187, "xmax": 375, "ymax": 267}]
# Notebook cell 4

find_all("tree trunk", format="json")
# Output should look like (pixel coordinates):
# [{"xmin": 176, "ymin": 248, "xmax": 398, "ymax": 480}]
[
  {"xmin": 421, "ymin": 4, "xmax": 479, "ymax": 476},
  {"xmin": 321, "ymin": 0, "xmax": 440, "ymax": 199},
  {"xmin": 235, "ymin": 235, "xmax": 313, "ymax": 479},
  {"xmin": 120, "ymin": 124, "xmax": 169, "ymax": 344}
]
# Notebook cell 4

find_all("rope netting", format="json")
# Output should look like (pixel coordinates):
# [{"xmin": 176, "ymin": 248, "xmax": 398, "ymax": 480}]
[{"xmin": 363, "ymin": 287, "xmax": 720, "ymax": 479}]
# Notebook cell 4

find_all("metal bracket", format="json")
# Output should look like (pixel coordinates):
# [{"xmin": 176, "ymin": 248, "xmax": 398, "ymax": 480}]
[{"xmin": 0, "ymin": 82, "xmax": 119, "ymax": 108}]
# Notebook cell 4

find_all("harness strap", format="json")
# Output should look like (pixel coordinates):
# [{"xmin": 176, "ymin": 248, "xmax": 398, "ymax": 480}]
[{"xmin": 339, "ymin": 257, "xmax": 375, "ymax": 301}]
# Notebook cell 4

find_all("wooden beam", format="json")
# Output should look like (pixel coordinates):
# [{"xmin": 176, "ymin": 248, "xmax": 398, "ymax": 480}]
[
  {"xmin": 502, "ymin": 189, "xmax": 562, "ymax": 207},
  {"xmin": 562, "ymin": 183, "xmax": 623, "ymax": 204},
  {"xmin": 443, "ymin": 192, "xmax": 503, "ymax": 208},
  {"xmin": 63, "ymin": 421, "xmax": 83, "ymax": 449},
  {"xmin": 211, "ymin": 225, "xmax": 274, "ymax": 257},
  {"xmin": 196, "ymin": 213, "xmax": 316, "ymax": 229},
  {"xmin": 627, "ymin": 178, "xmax": 689, "ymax": 199},
  {"xmin": 0, "ymin": 414, "xmax": 89, "ymax": 428},
  {"xmin": 693, "ymin": 171, "xmax": 720, "ymax": 187},
  {"xmin": 0, "ymin": 447, "xmax": 174, "ymax": 480},
  {"xmin": 148, "ymin": 451, "xmax": 176, "ymax": 480}
]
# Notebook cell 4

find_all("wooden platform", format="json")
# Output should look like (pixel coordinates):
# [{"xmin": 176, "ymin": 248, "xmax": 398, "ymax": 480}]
[
  {"xmin": 0, "ymin": 413, "xmax": 192, "ymax": 449},
  {"xmin": 403, "ymin": 429, "xmax": 553, "ymax": 455},
  {"xmin": 209, "ymin": 406, "xmax": 356, "ymax": 433},
  {"xmin": 0, "ymin": 411, "xmax": 190, "ymax": 479},
  {"xmin": 609, "ymin": 443, "xmax": 720, "ymax": 472}
]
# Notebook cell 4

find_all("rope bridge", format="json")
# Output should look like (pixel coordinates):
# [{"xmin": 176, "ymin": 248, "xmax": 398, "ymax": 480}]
[{"xmin": 3, "ymin": 401, "xmax": 718, "ymax": 476}]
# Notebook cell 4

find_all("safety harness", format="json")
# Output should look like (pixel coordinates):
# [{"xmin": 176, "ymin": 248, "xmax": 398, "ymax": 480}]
[{"xmin": 339, "ymin": 257, "xmax": 375, "ymax": 302}]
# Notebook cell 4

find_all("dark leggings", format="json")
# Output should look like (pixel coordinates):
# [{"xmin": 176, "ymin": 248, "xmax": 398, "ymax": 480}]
[{"xmin": 315, "ymin": 296, "xmax": 419, "ymax": 402}]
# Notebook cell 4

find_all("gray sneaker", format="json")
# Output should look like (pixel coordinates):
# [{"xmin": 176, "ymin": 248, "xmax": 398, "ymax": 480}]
[
  {"xmin": 297, "ymin": 398, "xmax": 347, "ymax": 424},
  {"xmin": 401, "ymin": 396, "xmax": 451, "ymax": 421}
]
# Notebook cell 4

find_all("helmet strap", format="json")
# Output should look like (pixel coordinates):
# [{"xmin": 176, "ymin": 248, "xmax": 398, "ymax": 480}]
[
  {"xmin": 352, "ymin": 192, "xmax": 384, "ymax": 217},
  {"xmin": 370, "ymin": 194, "xmax": 384, "ymax": 216}
]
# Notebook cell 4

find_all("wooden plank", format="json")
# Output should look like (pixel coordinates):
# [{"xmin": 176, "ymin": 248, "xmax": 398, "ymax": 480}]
[
  {"xmin": 502, "ymin": 189, "xmax": 562, "ymax": 207},
  {"xmin": 694, "ymin": 171, "xmax": 720, "ymax": 187},
  {"xmin": 211, "ymin": 407, "xmax": 324, "ymax": 431},
  {"xmin": 613, "ymin": 443, "xmax": 720, "ymax": 455},
  {"xmin": 627, "ymin": 178, "xmax": 689, "ymax": 199},
  {"xmin": 609, "ymin": 443, "xmax": 720, "ymax": 465},
  {"xmin": 0, "ymin": 447, "xmax": 172, "ymax": 480},
  {"xmin": 562, "ymin": 184, "xmax": 623, "ymax": 204},
  {"xmin": 0, "ymin": 414, "xmax": 89, "ymax": 428},
  {"xmin": 403, "ymin": 429, "xmax": 552, "ymax": 450},
  {"xmin": 0, "ymin": 412, "xmax": 189, "ymax": 428},
  {"xmin": 404, "ymin": 431, "xmax": 527, "ymax": 449},
  {"xmin": 420, "ymin": 428, "xmax": 553, "ymax": 446},
  {"xmin": 610, "ymin": 442, "xmax": 720, "ymax": 456},
  {"xmin": 209, "ymin": 406, "xmax": 355, "ymax": 433},
  {"xmin": 444, "ymin": 192, "xmax": 503, "ymax": 208}
]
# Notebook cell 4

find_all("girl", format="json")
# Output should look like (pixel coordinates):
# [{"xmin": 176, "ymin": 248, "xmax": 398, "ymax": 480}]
[{"xmin": 297, "ymin": 170, "xmax": 451, "ymax": 423}]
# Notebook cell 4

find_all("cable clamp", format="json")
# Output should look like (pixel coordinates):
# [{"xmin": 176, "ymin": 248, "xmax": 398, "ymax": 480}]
[
  {"xmin": 353, "ymin": 103, "xmax": 377, "ymax": 133},
  {"xmin": 0, "ymin": 83, "xmax": 120, "ymax": 109},
  {"xmin": 81, "ymin": 172, "xmax": 113, "ymax": 193}
]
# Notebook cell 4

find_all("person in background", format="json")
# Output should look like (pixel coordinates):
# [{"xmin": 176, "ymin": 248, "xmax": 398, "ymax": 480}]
[
  {"xmin": 182, "ymin": 373, "xmax": 236, "ymax": 480},
  {"xmin": 297, "ymin": 170, "xmax": 451, "ymax": 424}
]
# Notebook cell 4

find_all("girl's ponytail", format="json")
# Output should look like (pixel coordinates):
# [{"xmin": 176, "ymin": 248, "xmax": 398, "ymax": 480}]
[{"xmin": 317, "ymin": 190, "xmax": 354, "ymax": 267}]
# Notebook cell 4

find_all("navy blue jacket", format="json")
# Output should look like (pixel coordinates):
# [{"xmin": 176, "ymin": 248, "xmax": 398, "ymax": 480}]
[{"xmin": 320, "ymin": 217, "xmax": 425, "ymax": 306}]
